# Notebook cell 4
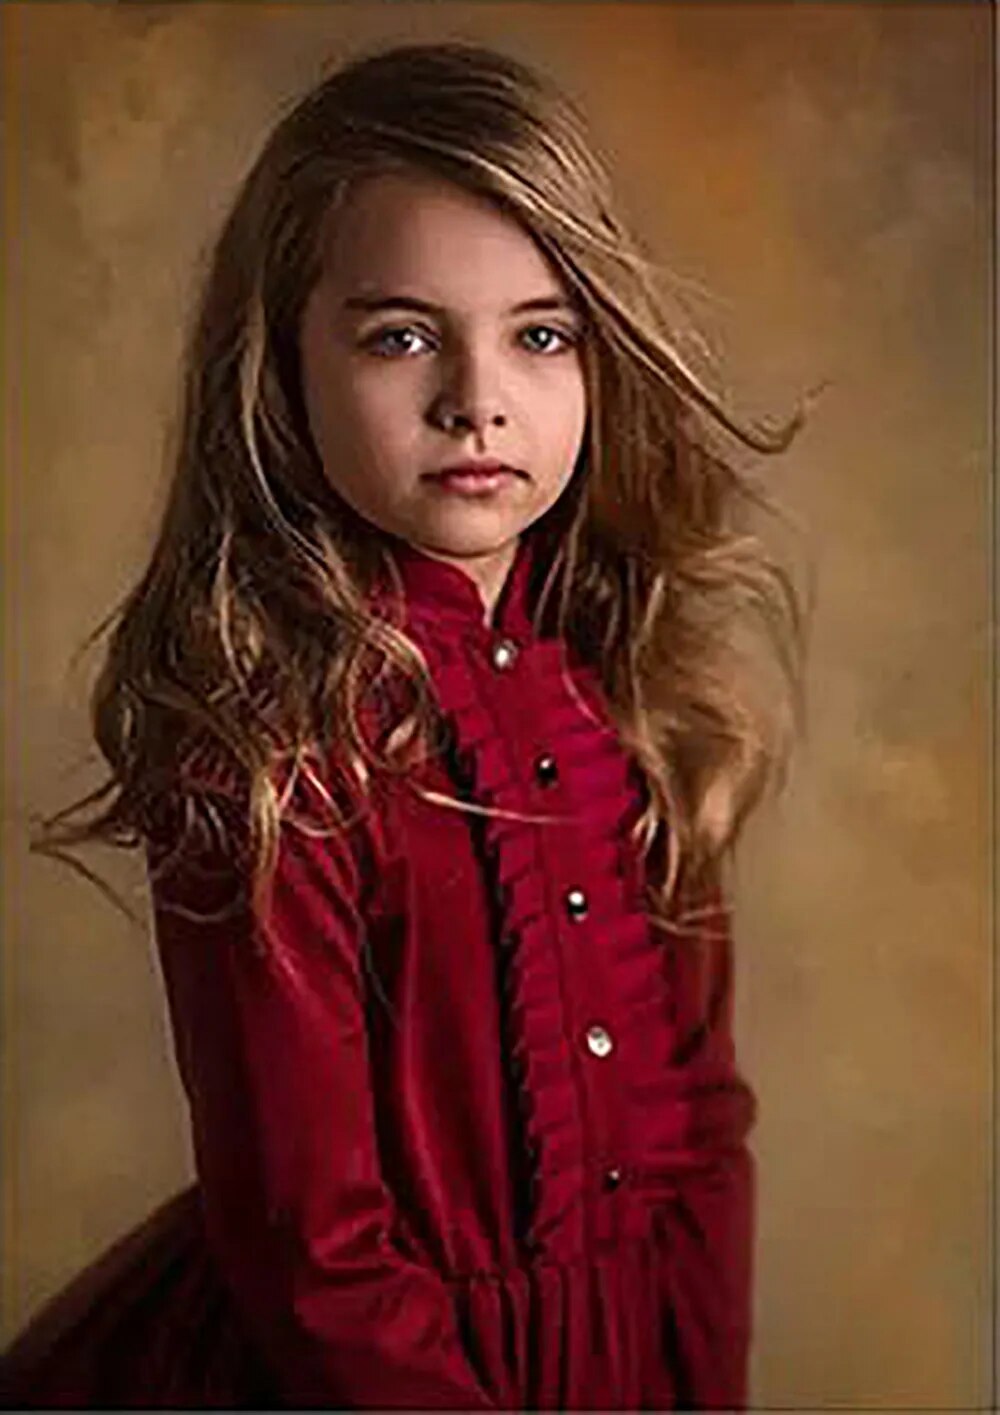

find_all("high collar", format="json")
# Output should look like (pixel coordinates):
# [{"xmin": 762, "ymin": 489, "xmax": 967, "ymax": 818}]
[{"xmin": 381, "ymin": 532, "xmax": 537, "ymax": 641}]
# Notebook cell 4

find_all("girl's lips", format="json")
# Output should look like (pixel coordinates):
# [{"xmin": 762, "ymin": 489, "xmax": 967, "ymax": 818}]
[
  {"xmin": 426, "ymin": 467, "xmax": 521, "ymax": 495},
  {"xmin": 429, "ymin": 472, "xmax": 520, "ymax": 495}
]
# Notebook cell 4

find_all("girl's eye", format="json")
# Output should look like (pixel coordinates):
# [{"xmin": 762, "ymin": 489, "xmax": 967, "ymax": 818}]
[
  {"xmin": 519, "ymin": 324, "xmax": 579, "ymax": 355},
  {"xmin": 361, "ymin": 323, "xmax": 580, "ymax": 358},
  {"xmin": 364, "ymin": 326, "xmax": 435, "ymax": 358}
]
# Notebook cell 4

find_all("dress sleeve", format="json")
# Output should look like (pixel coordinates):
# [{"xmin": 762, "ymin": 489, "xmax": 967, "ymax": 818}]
[
  {"xmin": 655, "ymin": 868, "xmax": 759, "ymax": 1410},
  {"xmin": 147, "ymin": 787, "xmax": 496, "ymax": 1411}
]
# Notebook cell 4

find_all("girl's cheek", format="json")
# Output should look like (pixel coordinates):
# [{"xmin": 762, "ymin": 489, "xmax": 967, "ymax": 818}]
[
  {"xmin": 352, "ymin": 360, "xmax": 426, "ymax": 406},
  {"xmin": 522, "ymin": 355, "xmax": 585, "ymax": 394}
]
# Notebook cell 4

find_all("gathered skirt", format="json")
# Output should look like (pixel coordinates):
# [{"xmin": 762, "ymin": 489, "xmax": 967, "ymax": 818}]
[
  {"xmin": 0, "ymin": 1181, "xmax": 748, "ymax": 1410},
  {"xmin": 0, "ymin": 1188, "xmax": 275, "ymax": 1409}
]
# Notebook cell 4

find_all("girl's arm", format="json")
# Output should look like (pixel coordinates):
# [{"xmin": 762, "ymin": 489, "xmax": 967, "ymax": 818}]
[
  {"xmin": 148, "ymin": 793, "xmax": 496, "ymax": 1411},
  {"xmin": 656, "ymin": 869, "xmax": 759, "ymax": 1410}
]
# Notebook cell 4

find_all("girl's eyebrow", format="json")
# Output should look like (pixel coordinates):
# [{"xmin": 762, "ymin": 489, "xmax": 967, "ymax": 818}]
[{"xmin": 341, "ymin": 293, "xmax": 580, "ymax": 317}]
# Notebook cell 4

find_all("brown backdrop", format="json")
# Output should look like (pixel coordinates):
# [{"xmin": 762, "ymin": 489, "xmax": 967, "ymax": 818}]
[{"xmin": 2, "ymin": 3, "xmax": 992, "ymax": 1408}]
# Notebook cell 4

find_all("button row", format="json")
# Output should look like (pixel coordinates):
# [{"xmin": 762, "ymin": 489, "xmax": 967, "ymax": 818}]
[
  {"xmin": 487, "ymin": 632, "xmax": 619, "ymax": 1180},
  {"xmin": 483, "ymin": 633, "xmax": 624, "ymax": 1209}
]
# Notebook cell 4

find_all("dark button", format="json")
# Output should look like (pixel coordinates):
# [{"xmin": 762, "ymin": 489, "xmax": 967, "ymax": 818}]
[
  {"xmin": 565, "ymin": 887, "xmax": 588, "ymax": 920},
  {"xmin": 602, "ymin": 1166, "xmax": 625, "ymax": 1192},
  {"xmin": 534, "ymin": 753, "xmax": 559, "ymax": 787}
]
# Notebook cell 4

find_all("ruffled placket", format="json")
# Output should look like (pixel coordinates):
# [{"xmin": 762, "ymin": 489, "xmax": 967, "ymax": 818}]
[{"xmin": 371, "ymin": 534, "xmax": 756, "ymax": 1269}]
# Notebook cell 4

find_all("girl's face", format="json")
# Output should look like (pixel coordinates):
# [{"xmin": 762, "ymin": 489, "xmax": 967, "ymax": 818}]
[{"xmin": 298, "ymin": 169, "xmax": 588, "ymax": 610}]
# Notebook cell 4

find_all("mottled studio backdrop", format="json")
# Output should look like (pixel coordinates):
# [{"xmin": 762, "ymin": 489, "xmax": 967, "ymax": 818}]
[{"xmin": 2, "ymin": 3, "xmax": 992, "ymax": 1408}]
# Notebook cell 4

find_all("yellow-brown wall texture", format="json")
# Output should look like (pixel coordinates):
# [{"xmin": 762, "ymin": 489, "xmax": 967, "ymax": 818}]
[{"xmin": 2, "ymin": 3, "xmax": 992, "ymax": 1408}]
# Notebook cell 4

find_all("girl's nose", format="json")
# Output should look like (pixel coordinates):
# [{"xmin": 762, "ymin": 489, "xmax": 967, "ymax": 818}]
[
  {"xmin": 427, "ymin": 347, "xmax": 508, "ymax": 435},
  {"xmin": 434, "ymin": 406, "xmax": 508, "ymax": 434}
]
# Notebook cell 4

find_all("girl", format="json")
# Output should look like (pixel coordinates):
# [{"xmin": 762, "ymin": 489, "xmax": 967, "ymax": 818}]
[{"xmin": 2, "ymin": 39, "xmax": 806, "ymax": 1411}]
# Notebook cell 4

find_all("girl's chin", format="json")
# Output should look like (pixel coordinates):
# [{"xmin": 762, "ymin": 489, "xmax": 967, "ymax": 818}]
[{"xmin": 398, "ymin": 510, "xmax": 536, "ymax": 556}]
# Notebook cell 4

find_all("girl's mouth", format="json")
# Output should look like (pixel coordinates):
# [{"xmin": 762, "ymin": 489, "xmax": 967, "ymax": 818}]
[
  {"xmin": 424, "ymin": 463, "xmax": 525, "ymax": 495},
  {"xmin": 430, "ymin": 470, "xmax": 517, "ymax": 494}
]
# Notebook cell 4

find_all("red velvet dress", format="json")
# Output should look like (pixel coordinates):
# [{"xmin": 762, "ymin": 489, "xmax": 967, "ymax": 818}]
[{"xmin": 1, "ymin": 534, "xmax": 758, "ymax": 1410}]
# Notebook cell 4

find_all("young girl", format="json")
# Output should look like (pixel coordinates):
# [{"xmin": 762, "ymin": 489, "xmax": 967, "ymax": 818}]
[{"xmin": 2, "ymin": 39, "xmax": 806, "ymax": 1411}]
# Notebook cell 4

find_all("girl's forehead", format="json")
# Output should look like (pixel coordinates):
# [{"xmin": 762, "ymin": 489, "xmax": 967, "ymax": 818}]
[{"xmin": 315, "ymin": 170, "xmax": 569, "ymax": 304}]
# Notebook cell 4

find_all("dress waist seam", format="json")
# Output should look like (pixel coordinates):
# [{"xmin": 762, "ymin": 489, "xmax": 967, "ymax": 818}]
[{"xmin": 439, "ymin": 1224, "xmax": 669, "ymax": 1289}]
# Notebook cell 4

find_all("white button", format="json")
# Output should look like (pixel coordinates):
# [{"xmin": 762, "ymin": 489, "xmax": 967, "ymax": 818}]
[
  {"xmin": 585, "ymin": 1024, "xmax": 614, "ymax": 1058},
  {"xmin": 490, "ymin": 638, "xmax": 518, "ymax": 671},
  {"xmin": 565, "ymin": 888, "xmax": 588, "ymax": 920}
]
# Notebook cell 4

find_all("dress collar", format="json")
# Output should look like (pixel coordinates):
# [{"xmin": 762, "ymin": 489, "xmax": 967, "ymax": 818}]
[{"xmin": 381, "ymin": 531, "xmax": 538, "ymax": 640}]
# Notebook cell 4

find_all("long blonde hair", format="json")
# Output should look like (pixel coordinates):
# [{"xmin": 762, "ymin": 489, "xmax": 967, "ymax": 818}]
[{"xmin": 36, "ymin": 40, "xmax": 811, "ymax": 935}]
